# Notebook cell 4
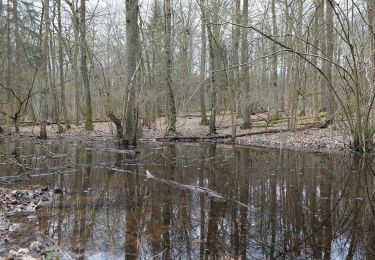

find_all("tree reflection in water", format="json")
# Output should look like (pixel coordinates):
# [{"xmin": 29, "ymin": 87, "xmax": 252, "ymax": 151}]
[{"xmin": 0, "ymin": 140, "xmax": 374, "ymax": 259}]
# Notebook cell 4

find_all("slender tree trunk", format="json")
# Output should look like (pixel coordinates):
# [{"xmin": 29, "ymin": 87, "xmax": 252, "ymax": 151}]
[
  {"xmin": 123, "ymin": 0, "xmax": 141, "ymax": 145},
  {"xmin": 241, "ymin": 0, "xmax": 252, "ymax": 129},
  {"xmin": 164, "ymin": 0, "xmax": 177, "ymax": 135},
  {"xmin": 80, "ymin": 0, "xmax": 94, "ymax": 131},
  {"xmin": 40, "ymin": 0, "xmax": 49, "ymax": 139},
  {"xmin": 57, "ymin": 0, "xmax": 70, "ymax": 128},
  {"xmin": 11, "ymin": 0, "xmax": 21, "ymax": 132},
  {"xmin": 369, "ymin": 0, "xmax": 375, "ymax": 83},
  {"xmin": 12, "ymin": 0, "xmax": 20, "ymax": 67},
  {"xmin": 231, "ymin": 0, "xmax": 241, "ymax": 119},
  {"xmin": 320, "ymin": 0, "xmax": 327, "ymax": 112},
  {"xmin": 199, "ymin": 0, "xmax": 208, "ymax": 125},
  {"xmin": 49, "ymin": 4, "xmax": 60, "ymax": 130},
  {"xmin": 72, "ymin": 2, "xmax": 80, "ymax": 125},
  {"xmin": 286, "ymin": 2, "xmax": 298, "ymax": 130},
  {"xmin": 270, "ymin": 0, "xmax": 279, "ymax": 118},
  {"xmin": 325, "ymin": 0, "xmax": 334, "ymax": 123},
  {"xmin": 5, "ymin": 0, "xmax": 11, "ymax": 134},
  {"xmin": 312, "ymin": 0, "xmax": 321, "ymax": 119},
  {"xmin": 207, "ymin": 2, "xmax": 218, "ymax": 135},
  {"xmin": 297, "ymin": 0, "xmax": 306, "ymax": 116}
]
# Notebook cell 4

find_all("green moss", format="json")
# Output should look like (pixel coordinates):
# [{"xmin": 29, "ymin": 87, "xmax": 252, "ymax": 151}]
[
  {"xmin": 270, "ymin": 114, "xmax": 282, "ymax": 121},
  {"xmin": 200, "ymin": 118, "xmax": 210, "ymax": 126},
  {"xmin": 57, "ymin": 125, "xmax": 64, "ymax": 133},
  {"xmin": 45, "ymin": 252, "xmax": 60, "ymax": 260},
  {"xmin": 240, "ymin": 122, "xmax": 252, "ymax": 129}
]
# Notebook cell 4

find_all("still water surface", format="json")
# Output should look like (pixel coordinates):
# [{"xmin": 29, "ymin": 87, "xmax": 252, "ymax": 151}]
[{"xmin": 0, "ymin": 138, "xmax": 374, "ymax": 259}]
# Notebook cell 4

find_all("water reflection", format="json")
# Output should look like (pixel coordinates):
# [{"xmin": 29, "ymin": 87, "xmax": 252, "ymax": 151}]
[{"xmin": 0, "ymin": 139, "xmax": 374, "ymax": 259}]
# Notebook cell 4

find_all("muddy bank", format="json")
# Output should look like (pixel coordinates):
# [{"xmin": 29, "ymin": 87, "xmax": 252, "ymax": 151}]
[{"xmin": 0, "ymin": 187, "xmax": 72, "ymax": 259}]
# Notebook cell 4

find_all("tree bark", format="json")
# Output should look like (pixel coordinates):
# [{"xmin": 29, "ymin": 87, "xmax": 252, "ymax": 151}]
[
  {"xmin": 207, "ymin": 1, "xmax": 219, "ymax": 135},
  {"xmin": 297, "ymin": 0, "xmax": 306, "ymax": 116},
  {"xmin": 49, "ymin": 4, "xmax": 60, "ymax": 130},
  {"xmin": 123, "ymin": 0, "xmax": 141, "ymax": 145},
  {"xmin": 325, "ymin": 0, "xmax": 334, "ymax": 123},
  {"xmin": 80, "ymin": 0, "xmax": 94, "ymax": 130},
  {"xmin": 241, "ymin": 0, "xmax": 252, "ymax": 129},
  {"xmin": 5, "ymin": 0, "xmax": 11, "ymax": 134},
  {"xmin": 12, "ymin": 0, "xmax": 20, "ymax": 67},
  {"xmin": 199, "ymin": 0, "xmax": 208, "ymax": 125},
  {"xmin": 270, "ymin": 0, "xmax": 279, "ymax": 118},
  {"xmin": 57, "ymin": 0, "xmax": 70, "ymax": 128},
  {"xmin": 164, "ymin": 0, "xmax": 177, "ymax": 135},
  {"xmin": 40, "ymin": 0, "xmax": 49, "ymax": 139},
  {"xmin": 312, "ymin": 0, "xmax": 321, "ymax": 119},
  {"xmin": 71, "ymin": 0, "xmax": 80, "ymax": 125}
]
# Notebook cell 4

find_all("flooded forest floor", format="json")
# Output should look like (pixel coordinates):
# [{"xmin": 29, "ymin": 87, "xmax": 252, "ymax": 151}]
[{"xmin": 0, "ymin": 117, "xmax": 374, "ymax": 258}]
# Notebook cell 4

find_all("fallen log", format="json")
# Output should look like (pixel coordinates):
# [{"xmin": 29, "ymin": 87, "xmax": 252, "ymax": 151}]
[
  {"xmin": 156, "ymin": 121, "xmax": 329, "ymax": 142},
  {"xmin": 145, "ymin": 170, "xmax": 250, "ymax": 208}
]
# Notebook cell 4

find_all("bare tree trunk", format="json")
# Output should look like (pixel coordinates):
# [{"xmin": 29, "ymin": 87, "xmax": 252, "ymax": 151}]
[
  {"xmin": 207, "ymin": 2, "xmax": 218, "ymax": 135},
  {"xmin": 297, "ymin": 0, "xmax": 306, "ymax": 117},
  {"xmin": 123, "ymin": 0, "xmax": 141, "ymax": 145},
  {"xmin": 286, "ymin": 2, "xmax": 298, "ymax": 130},
  {"xmin": 12, "ymin": 0, "xmax": 20, "ymax": 67},
  {"xmin": 319, "ymin": 0, "xmax": 327, "ymax": 112},
  {"xmin": 57, "ymin": 0, "xmax": 70, "ymax": 129},
  {"xmin": 72, "ymin": 1, "xmax": 80, "ymax": 125},
  {"xmin": 80, "ymin": 0, "xmax": 94, "ymax": 131},
  {"xmin": 270, "ymin": 0, "xmax": 279, "ymax": 119},
  {"xmin": 231, "ymin": 0, "xmax": 241, "ymax": 119},
  {"xmin": 325, "ymin": 0, "xmax": 334, "ymax": 123},
  {"xmin": 241, "ymin": 0, "xmax": 252, "ymax": 129},
  {"xmin": 5, "ymin": 0, "xmax": 11, "ymax": 134},
  {"xmin": 40, "ymin": 0, "xmax": 49, "ymax": 139},
  {"xmin": 312, "ymin": 0, "xmax": 321, "ymax": 119},
  {"xmin": 369, "ymin": 0, "xmax": 375, "ymax": 83},
  {"xmin": 164, "ymin": 0, "xmax": 177, "ymax": 135},
  {"xmin": 199, "ymin": 0, "xmax": 208, "ymax": 125},
  {"xmin": 49, "ymin": 3, "xmax": 60, "ymax": 131}
]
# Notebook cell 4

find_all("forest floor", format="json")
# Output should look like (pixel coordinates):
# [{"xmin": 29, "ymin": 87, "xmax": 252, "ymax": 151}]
[
  {"xmin": 0, "ymin": 187, "xmax": 73, "ymax": 259},
  {"xmin": 8, "ymin": 112, "xmax": 352, "ymax": 154}
]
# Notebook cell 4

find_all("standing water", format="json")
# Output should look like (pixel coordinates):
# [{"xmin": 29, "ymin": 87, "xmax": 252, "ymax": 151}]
[{"xmin": 0, "ymin": 138, "xmax": 374, "ymax": 259}]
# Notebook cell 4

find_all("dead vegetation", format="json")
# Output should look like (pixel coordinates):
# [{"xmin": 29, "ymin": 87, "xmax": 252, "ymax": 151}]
[{"xmin": 0, "ymin": 113, "xmax": 352, "ymax": 154}]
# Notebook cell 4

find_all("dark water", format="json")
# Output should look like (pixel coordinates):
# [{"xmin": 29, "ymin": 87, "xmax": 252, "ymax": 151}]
[{"xmin": 0, "ymin": 138, "xmax": 375, "ymax": 259}]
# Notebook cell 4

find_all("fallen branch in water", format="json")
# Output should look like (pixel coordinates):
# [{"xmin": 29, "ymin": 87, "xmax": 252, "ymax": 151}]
[
  {"xmin": 145, "ymin": 170, "xmax": 250, "ymax": 208},
  {"xmin": 156, "ymin": 121, "xmax": 329, "ymax": 142}
]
